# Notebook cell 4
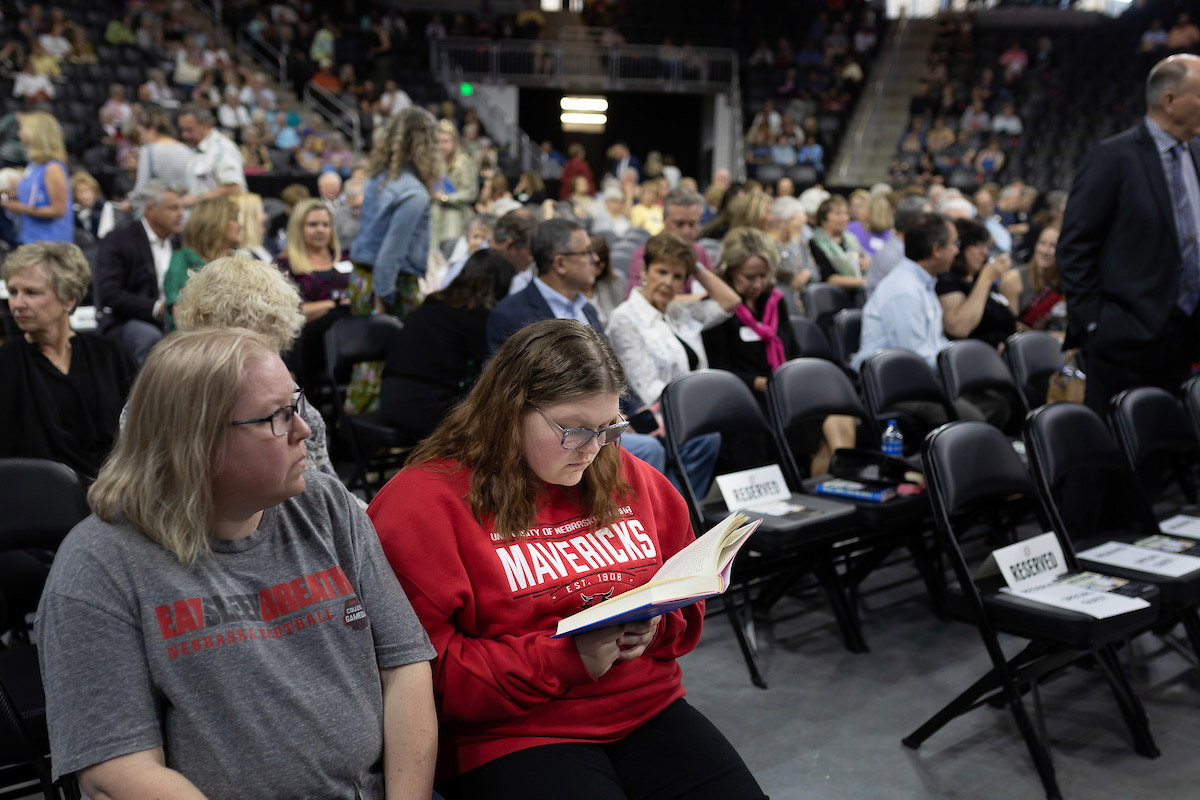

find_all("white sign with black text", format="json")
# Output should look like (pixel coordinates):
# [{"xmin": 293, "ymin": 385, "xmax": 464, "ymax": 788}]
[
  {"xmin": 715, "ymin": 465, "xmax": 792, "ymax": 513},
  {"xmin": 979, "ymin": 532, "xmax": 1068, "ymax": 591}
]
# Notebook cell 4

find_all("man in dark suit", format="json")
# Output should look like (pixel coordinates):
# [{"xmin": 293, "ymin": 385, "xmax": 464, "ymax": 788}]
[
  {"xmin": 607, "ymin": 142, "xmax": 641, "ymax": 182},
  {"xmin": 1058, "ymin": 54, "xmax": 1200, "ymax": 416},
  {"xmin": 93, "ymin": 181, "xmax": 184, "ymax": 363}
]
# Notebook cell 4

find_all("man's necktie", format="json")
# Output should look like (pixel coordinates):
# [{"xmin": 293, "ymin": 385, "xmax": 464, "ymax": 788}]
[{"xmin": 1170, "ymin": 143, "xmax": 1200, "ymax": 315}]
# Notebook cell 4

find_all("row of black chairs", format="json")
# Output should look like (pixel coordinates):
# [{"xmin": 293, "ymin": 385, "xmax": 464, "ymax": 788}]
[{"xmin": 902, "ymin": 380, "xmax": 1200, "ymax": 799}]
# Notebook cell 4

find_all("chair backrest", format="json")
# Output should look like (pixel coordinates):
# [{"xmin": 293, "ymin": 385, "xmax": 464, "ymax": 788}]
[
  {"xmin": 1109, "ymin": 386, "xmax": 1200, "ymax": 505},
  {"xmin": 767, "ymin": 358, "xmax": 866, "ymax": 485},
  {"xmin": 755, "ymin": 163, "xmax": 785, "ymax": 186},
  {"xmin": 0, "ymin": 459, "xmax": 89, "ymax": 552},
  {"xmin": 790, "ymin": 315, "xmax": 839, "ymax": 363},
  {"xmin": 859, "ymin": 348, "xmax": 957, "ymax": 443},
  {"xmin": 623, "ymin": 227, "xmax": 652, "ymax": 245},
  {"xmin": 324, "ymin": 315, "xmax": 405, "ymax": 404},
  {"xmin": 609, "ymin": 240, "xmax": 639, "ymax": 278},
  {"xmin": 438, "ymin": 238, "xmax": 457, "ymax": 260},
  {"xmin": 1004, "ymin": 331, "xmax": 1061, "ymax": 413},
  {"xmin": 1184, "ymin": 375, "xmax": 1200, "ymax": 441},
  {"xmin": 802, "ymin": 282, "xmax": 855, "ymax": 337},
  {"xmin": 831, "ymin": 308, "xmax": 861, "ymax": 369},
  {"xmin": 660, "ymin": 370, "xmax": 772, "ymax": 525},
  {"xmin": 1024, "ymin": 402, "xmax": 1159, "ymax": 542},
  {"xmin": 938, "ymin": 339, "xmax": 1018, "ymax": 399}
]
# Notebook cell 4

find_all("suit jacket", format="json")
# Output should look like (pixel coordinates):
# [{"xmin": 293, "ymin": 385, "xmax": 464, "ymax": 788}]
[
  {"xmin": 485, "ymin": 280, "xmax": 602, "ymax": 355},
  {"xmin": 1057, "ymin": 121, "xmax": 1200, "ymax": 354},
  {"xmin": 93, "ymin": 220, "xmax": 177, "ymax": 335}
]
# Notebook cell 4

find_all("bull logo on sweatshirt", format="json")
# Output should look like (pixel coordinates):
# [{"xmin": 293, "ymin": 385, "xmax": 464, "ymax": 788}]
[{"xmin": 578, "ymin": 588, "xmax": 615, "ymax": 608}]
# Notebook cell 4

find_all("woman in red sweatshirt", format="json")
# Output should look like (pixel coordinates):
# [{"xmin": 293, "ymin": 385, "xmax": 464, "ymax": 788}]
[{"xmin": 369, "ymin": 320, "xmax": 765, "ymax": 799}]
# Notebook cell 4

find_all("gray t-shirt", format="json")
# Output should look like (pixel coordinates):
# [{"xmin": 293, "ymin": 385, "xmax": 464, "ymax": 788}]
[{"xmin": 36, "ymin": 471, "xmax": 435, "ymax": 799}]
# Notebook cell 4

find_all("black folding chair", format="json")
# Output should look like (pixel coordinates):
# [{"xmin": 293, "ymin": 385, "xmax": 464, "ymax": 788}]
[
  {"xmin": 767, "ymin": 358, "xmax": 944, "ymax": 642},
  {"xmin": 830, "ymin": 308, "xmax": 861, "ymax": 371},
  {"xmin": 906, "ymin": 422, "xmax": 1161, "ymax": 800},
  {"xmin": 1183, "ymin": 375, "xmax": 1200, "ymax": 441},
  {"xmin": 1005, "ymin": 331, "xmax": 1063, "ymax": 414},
  {"xmin": 324, "ymin": 315, "xmax": 410, "ymax": 498},
  {"xmin": 0, "ymin": 459, "xmax": 88, "ymax": 800},
  {"xmin": 802, "ymin": 282, "xmax": 856, "ymax": 340},
  {"xmin": 1026, "ymin": 401, "xmax": 1200, "ymax": 666},
  {"xmin": 937, "ymin": 338, "xmax": 1024, "ymax": 435},
  {"xmin": 660, "ymin": 369, "xmax": 859, "ymax": 687},
  {"xmin": 1110, "ymin": 386, "xmax": 1200, "ymax": 516},
  {"xmin": 790, "ymin": 315, "xmax": 839, "ymax": 364},
  {"xmin": 859, "ymin": 348, "xmax": 958, "ymax": 455}
]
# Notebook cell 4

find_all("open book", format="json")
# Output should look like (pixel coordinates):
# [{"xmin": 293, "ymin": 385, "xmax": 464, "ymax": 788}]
[{"xmin": 553, "ymin": 512, "xmax": 762, "ymax": 637}]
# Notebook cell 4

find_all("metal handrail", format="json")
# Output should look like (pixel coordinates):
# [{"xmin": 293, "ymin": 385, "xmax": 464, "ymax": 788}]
[
  {"xmin": 431, "ymin": 37, "xmax": 738, "ymax": 93},
  {"xmin": 237, "ymin": 27, "xmax": 289, "ymax": 94},
  {"xmin": 303, "ymin": 83, "xmax": 362, "ymax": 153},
  {"xmin": 440, "ymin": 65, "xmax": 540, "ymax": 173},
  {"xmin": 837, "ymin": 16, "xmax": 909, "ymax": 185}
]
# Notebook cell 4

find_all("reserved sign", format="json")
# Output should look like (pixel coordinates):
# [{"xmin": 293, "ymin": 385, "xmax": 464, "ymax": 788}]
[
  {"xmin": 715, "ymin": 465, "xmax": 791, "ymax": 512},
  {"xmin": 979, "ymin": 532, "xmax": 1068, "ymax": 591}
]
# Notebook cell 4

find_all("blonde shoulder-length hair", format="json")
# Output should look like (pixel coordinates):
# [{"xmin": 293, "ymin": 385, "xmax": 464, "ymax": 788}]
[
  {"xmin": 366, "ymin": 106, "xmax": 441, "ymax": 187},
  {"xmin": 174, "ymin": 253, "xmax": 305, "ymax": 353},
  {"xmin": 183, "ymin": 196, "xmax": 239, "ymax": 262},
  {"xmin": 407, "ymin": 319, "xmax": 633, "ymax": 543},
  {"xmin": 282, "ymin": 198, "xmax": 339, "ymax": 275},
  {"xmin": 20, "ymin": 111, "xmax": 68, "ymax": 164},
  {"xmin": 89, "ymin": 327, "xmax": 276, "ymax": 565}
]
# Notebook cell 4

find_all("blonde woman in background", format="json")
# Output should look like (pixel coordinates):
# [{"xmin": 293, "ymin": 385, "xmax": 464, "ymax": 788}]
[
  {"xmin": 235, "ymin": 192, "xmax": 272, "ymax": 261},
  {"xmin": 162, "ymin": 196, "xmax": 242, "ymax": 329},
  {"xmin": 726, "ymin": 191, "xmax": 773, "ymax": 232},
  {"xmin": 850, "ymin": 191, "xmax": 894, "ymax": 258},
  {"xmin": 430, "ymin": 118, "xmax": 478, "ymax": 247},
  {"xmin": 4, "ymin": 111, "xmax": 72, "ymax": 243}
]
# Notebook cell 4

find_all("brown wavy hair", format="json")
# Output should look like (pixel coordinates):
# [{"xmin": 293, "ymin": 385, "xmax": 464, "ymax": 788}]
[
  {"xmin": 407, "ymin": 320, "xmax": 633, "ymax": 542},
  {"xmin": 367, "ymin": 106, "xmax": 441, "ymax": 187}
]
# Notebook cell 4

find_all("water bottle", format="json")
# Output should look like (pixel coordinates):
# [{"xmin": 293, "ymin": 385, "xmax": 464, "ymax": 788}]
[{"xmin": 881, "ymin": 419, "xmax": 904, "ymax": 458}]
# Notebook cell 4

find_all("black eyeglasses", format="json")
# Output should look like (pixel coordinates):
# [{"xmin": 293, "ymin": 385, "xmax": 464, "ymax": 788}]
[
  {"xmin": 536, "ymin": 408, "xmax": 629, "ymax": 450},
  {"xmin": 559, "ymin": 248, "xmax": 599, "ymax": 260},
  {"xmin": 231, "ymin": 390, "xmax": 307, "ymax": 437}
]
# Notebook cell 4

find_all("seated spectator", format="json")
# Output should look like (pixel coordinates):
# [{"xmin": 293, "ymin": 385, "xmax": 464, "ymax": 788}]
[
  {"xmin": 71, "ymin": 171, "xmax": 105, "ymax": 244},
  {"xmin": 513, "ymin": 170, "xmax": 546, "ymax": 205},
  {"xmin": 945, "ymin": 128, "xmax": 977, "ymax": 170},
  {"xmin": 369, "ymin": 319, "xmax": 764, "ymax": 800},
  {"xmin": 0, "ymin": 242, "xmax": 136, "ymax": 482},
  {"xmin": 311, "ymin": 58, "xmax": 341, "ymax": 93},
  {"xmin": 629, "ymin": 182, "xmax": 664, "ymax": 235},
  {"xmin": 38, "ymin": 21, "xmax": 72, "ymax": 61},
  {"xmin": 865, "ymin": 194, "xmax": 930, "ymax": 296},
  {"xmin": 998, "ymin": 40, "xmax": 1028, "ymax": 78},
  {"xmin": 104, "ymin": 13, "xmax": 136, "ymax": 45},
  {"xmin": 1018, "ymin": 225, "xmax": 1067, "ymax": 333},
  {"xmin": 162, "ymin": 196, "xmax": 242, "ymax": 329},
  {"xmin": 849, "ymin": 192, "xmax": 894, "ymax": 258},
  {"xmin": 240, "ymin": 126, "xmax": 272, "ymax": 174},
  {"xmin": 173, "ymin": 37, "xmax": 205, "ymax": 88},
  {"xmin": 937, "ymin": 217, "xmax": 1020, "ymax": 348},
  {"xmin": 771, "ymin": 135, "xmax": 798, "ymax": 166},
  {"xmin": 102, "ymin": 85, "xmax": 133, "ymax": 129},
  {"xmin": 808, "ymin": 195, "xmax": 868, "ymax": 294},
  {"xmin": 267, "ymin": 182, "xmax": 311, "ymax": 249},
  {"xmin": 36, "ymin": 325, "xmax": 436, "ymax": 799},
  {"xmin": 274, "ymin": 198, "xmax": 349, "ymax": 386},
  {"xmin": 13, "ymin": 59, "xmax": 55, "ymax": 103},
  {"xmin": 142, "ymin": 69, "xmax": 180, "ymax": 109},
  {"xmin": 590, "ymin": 184, "xmax": 632, "ymax": 237},
  {"xmin": 583, "ymin": 233, "xmax": 624, "ymax": 326},
  {"xmin": 217, "ymin": 87, "xmax": 252, "ymax": 135},
  {"xmin": 960, "ymin": 99, "xmax": 990, "ymax": 134},
  {"xmin": 926, "ymin": 116, "xmax": 955, "ymax": 153},
  {"xmin": 1167, "ymin": 13, "xmax": 1200, "ymax": 50},
  {"xmin": 334, "ymin": 179, "xmax": 365, "ymax": 249},
  {"xmin": 27, "ymin": 40, "xmax": 61, "ymax": 78},
  {"xmin": 382, "ymin": 248, "xmax": 515, "ymax": 442},
  {"xmin": 974, "ymin": 136, "xmax": 1006, "ymax": 178},
  {"xmin": 796, "ymin": 139, "xmax": 825, "ymax": 173},
  {"xmin": 442, "ymin": 213, "xmax": 497, "ymax": 280},
  {"xmin": 234, "ymin": 192, "xmax": 272, "ymax": 262},
  {"xmin": 68, "ymin": 24, "xmax": 97, "ymax": 64},
  {"xmin": 991, "ymin": 103, "xmax": 1023, "ymax": 136},
  {"xmin": 295, "ymin": 134, "xmax": 325, "ymax": 173},
  {"xmin": 704, "ymin": 227, "xmax": 855, "ymax": 475},
  {"xmin": 1141, "ymin": 19, "xmax": 1168, "ymax": 53},
  {"xmin": 769, "ymin": 195, "xmax": 815, "ymax": 312},
  {"xmin": 272, "ymin": 111, "xmax": 301, "ymax": 151}
]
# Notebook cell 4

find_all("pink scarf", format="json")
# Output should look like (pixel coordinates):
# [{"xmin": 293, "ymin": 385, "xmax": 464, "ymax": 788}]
[{"xmin": 734, "ymin": 289, "xmax": 786, "ymax": 370}]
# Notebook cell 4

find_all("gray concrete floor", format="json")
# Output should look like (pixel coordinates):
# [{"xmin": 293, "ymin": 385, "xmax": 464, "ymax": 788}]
[{"xmin": 680, "ymin": 571, "xmax": 1200, "ymax": 800}]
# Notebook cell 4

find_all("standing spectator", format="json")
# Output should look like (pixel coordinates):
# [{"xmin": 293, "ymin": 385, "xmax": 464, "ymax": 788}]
[
  {"xmin": 1141, "ymin": 20, "xmax": 1168, "ymax": 53},
  {"xmin": 350, "ymin": 107, "xmax": 439, "ymax": 318},
  {"xmin": 133, "ymin": 106, "xmax": 190, "ymax": 194},
  {"xmin": 1167, "ymin": 14, "xmax": 1200, "ymax": 50},
  {"xmin": 162, "ymin": 197, "xmax": 242, "ymax": 329},
  {"xmin": 235, "ymin": 192, "xmax": 273, "ymax": 262},
  {"xmin": 178, "ymin": 105, "xmax": 247, "ymax": 206},
  {"xmin": 4, "ymin": 111, "xmax": 72, "ymax": 244},
  {"xmin": 558, "ymin": 143, "xmax": 595, "ymax": 200},
  {"xmin": 998, "ymin": 40, "xmax": 1028, "ymax": 78},
  {"xmin": 1058, "ymin": 54, "xmax": 1200, "ymax": 416},
  {"xmin": 431, "ymin": 119, "xmax": 479, "ymax": 249}
]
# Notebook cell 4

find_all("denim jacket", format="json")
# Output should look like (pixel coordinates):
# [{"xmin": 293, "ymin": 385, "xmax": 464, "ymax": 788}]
[{"xmin": 350, "ymin": 167, "xmax": 430, "ymax": 301}]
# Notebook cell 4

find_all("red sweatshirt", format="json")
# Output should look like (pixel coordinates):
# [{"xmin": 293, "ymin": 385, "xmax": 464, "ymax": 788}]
[{"xmin": 368, "ymin": 453, "xmax": 703, "ymax": 778}]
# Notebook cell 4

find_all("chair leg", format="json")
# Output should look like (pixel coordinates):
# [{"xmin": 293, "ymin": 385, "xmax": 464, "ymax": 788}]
[
  {"xmin": 1093, "ymin": 644, "xmax": 1160, "ymax": 759},
  {"xmin": 718, "ymin": 593, "xmax": 767, "ymax": 690},
  {"xmin": 1178, "ymin": 607, "xmax": 1200, "ymax": 666},
  {"xmin": 811, "ymin": 554, "xmax": 869, "ymax": 653},
  {"xmin": 902, "ymin": 664, "xmax": 1005, "ymax": 749}
]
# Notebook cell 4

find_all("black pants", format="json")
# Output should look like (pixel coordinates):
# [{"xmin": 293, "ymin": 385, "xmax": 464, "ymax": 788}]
[
  {"xmin": 1082, "ymin": 309, "xmax": 1200, "ymax": 419},
  {"xmin": 439, "ymin": 699, "xmax": 767, "ymax": 800}
]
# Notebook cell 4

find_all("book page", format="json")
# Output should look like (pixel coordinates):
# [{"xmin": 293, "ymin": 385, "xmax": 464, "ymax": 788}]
[{"xmin": 653, "ymin": 513, "xmax": 749, "ymax": 584}]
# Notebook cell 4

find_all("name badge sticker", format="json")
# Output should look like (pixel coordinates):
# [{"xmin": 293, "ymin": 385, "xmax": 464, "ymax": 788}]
[
  {"xmin": 738, "ymin": 327, "xmax": 762, "ymax": 343},
  {"xmin": 334, "ymin": 260, "xmax": 354, "ymax": 274}
]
